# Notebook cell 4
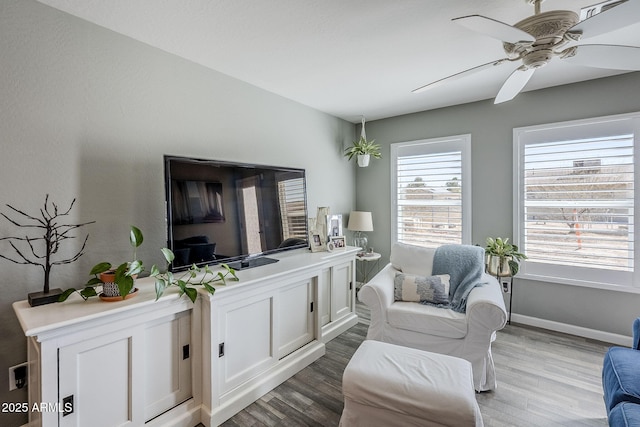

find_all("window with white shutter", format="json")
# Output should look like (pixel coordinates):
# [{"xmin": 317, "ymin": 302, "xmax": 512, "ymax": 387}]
[
  {"xmin": 391, "ymin": 135, "xmax": 471, "ymax": 249},
  {"xmin": 514, "ymin": 112, "xmax": 640, "ymax": 288}
]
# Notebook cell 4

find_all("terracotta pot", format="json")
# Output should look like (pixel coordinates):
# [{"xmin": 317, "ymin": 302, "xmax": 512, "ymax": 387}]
[{"xmin": 100, "ymin": 271, "xmax": 137, "ymax": 297}]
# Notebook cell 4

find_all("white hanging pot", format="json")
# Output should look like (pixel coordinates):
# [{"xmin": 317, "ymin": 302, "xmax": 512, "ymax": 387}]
[{"xmin": 357, "ymin": 154, "xmax": 370, "ymax": 167}]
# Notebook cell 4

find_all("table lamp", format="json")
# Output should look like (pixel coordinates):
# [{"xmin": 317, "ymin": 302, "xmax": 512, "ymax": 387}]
[{"xmin": 348, "ymin": 211, "xmax": 373, "ymax": 253}]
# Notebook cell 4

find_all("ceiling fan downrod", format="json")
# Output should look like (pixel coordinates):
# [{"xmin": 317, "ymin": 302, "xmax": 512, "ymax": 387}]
[{"xmin": 527, "ymin": 0, "xmax": 543, "ymax": 15}]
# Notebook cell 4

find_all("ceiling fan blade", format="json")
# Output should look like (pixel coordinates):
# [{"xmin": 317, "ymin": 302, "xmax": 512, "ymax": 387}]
[
  {"xmin": 453, "ymin": 15, "xmax": 535, "ymax": 44},
  {"xmin": 413, "ymin": 58, "xmax": 509, "ymax": 93},
  {"xmin": 570, "ymin": 0, "xmax": 640, "ymax": 39},
  {"xmin": 563, "ymin": 45, "xmax": 640, "ymax": 70},
  {"xmin": 494, "ymin": 67, "xmax": 535, "ymax": 104}
]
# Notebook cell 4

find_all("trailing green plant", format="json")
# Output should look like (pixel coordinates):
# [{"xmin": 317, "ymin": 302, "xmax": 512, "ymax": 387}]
[
  {"xmin": 59, "ymin": 226, "xmax": 238, "ymax": 303},
  {"xmin": 344, "ymin": 136, "xmax": 382, "ymax": 161},
  {"xmin": 59, "ymin": 225, "xmax": 144, "ymax": 301},
  {"xmin": 485, "ymin": 237, "xmax": 527, "ymax": 276},
  {"xmin": 150, "ymin": 248, "xmax": 238, "ymax": 303}
]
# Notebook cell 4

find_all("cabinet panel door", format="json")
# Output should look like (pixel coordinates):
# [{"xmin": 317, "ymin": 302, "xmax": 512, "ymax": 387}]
[
  {"xmin": 59, "ymin": 329, "xmax": 143, "ymax": 427},
  {"xmin": 318, "ymin": 268, "xmax": 331, "ymax": 327},
  {"xmin": 144, "ymin": 311, "xmax": 192, "ymax": 421},
  {"xmin": 331, "ymin": 261, "xmax": 353, "ymax": 321},
  {"xmin": 277, "ymin": 279, "xmax": 314, "ymax": 359},
  {"xmin": 218, "ymin": 293, "xmax": 274, "ymax": 394}
]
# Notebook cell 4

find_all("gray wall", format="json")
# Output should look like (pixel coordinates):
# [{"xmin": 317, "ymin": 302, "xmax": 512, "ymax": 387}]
[
  {"xmin": 359, "ymin": 72, "xmax": 640, "ymax": 338},
  {"xmin": 0, "ymin": 1, "xmax": 355, "ymax": 424}
]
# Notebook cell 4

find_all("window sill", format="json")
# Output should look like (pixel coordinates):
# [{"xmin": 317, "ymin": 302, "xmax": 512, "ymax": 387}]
[{"xmin": 517, "ymin": 272, "xmax": 640, "ymax": 295}]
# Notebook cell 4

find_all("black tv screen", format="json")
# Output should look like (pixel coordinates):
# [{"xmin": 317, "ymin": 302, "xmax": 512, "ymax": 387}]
[{"xmin": 164, "ymin": 155, "xmax": 309, "ymax": 270}]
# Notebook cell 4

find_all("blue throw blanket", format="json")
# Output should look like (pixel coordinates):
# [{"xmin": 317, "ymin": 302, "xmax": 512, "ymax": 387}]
[{"xmin": 430, "ymin": 244, "xmax": 487, "ymax": 313}]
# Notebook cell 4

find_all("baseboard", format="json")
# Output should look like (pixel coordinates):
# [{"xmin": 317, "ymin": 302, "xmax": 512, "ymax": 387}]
[{"xmin": 511, "ymin": 313, "xmax": 632, "ymax": 347}]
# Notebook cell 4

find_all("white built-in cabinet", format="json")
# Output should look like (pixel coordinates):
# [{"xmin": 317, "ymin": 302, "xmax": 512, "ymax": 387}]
[
  {"xmin": 17, "ymin": 297, "xmax": 199, "ymax": 427},
  {"xmin": 13, "ymin": 247, "xmax": 358, "ymax": 427}
]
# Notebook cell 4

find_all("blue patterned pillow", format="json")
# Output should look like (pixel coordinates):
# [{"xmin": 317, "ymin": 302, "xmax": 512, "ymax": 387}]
[{"xmin": 393, "ymin": 273, "xmax": 450, "ymax": 304}]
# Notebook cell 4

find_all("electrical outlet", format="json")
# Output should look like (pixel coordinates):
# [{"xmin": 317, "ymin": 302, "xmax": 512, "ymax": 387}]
[
  {"xmin": 501, "ymin": 279, "xmax": 512, "ymax": 294},
  {"xmin": 8, "ymin": 362, "xmax": 27, "ymax": 391}
]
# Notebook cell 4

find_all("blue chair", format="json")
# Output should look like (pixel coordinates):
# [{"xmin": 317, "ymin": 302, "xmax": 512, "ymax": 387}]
[{"xmin": 603, "ymin": 318, "xmax": 640, "ymax": 426}]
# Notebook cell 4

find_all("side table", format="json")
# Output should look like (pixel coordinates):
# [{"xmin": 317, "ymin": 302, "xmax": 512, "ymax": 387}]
[{"xmin": 356, "ymin": 252, "xmax": 382, "ymax": 286}]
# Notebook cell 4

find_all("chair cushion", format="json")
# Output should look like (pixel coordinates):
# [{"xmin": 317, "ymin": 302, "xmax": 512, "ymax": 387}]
[
  {"xmin": 390, "ymin": 242, "xmax": 435, "ymax": 277},
  {"xmin": 394, "ymin": 273, "xmax": 450, "ymax": 304},
  {"xmin": 603, "ymin": 347, "xmax": 640, "ymax": 413},
  {"xmin": 387, "ymin": 301, "xmax": 467, "ymax": 338},
  {"xmin": 609, "ymin": 402, "xmax": 640, "ymax": 427}
]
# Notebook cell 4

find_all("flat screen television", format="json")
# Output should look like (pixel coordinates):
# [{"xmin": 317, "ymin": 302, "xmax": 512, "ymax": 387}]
[{"xmin": 164, "ymin": 155, "xmax": 309, "ymax": 271}]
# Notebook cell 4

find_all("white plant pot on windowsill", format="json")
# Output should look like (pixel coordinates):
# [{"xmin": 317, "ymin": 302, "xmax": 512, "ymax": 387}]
[{"xmin": 357, "ymin": 154, "xmax": 370, "ymax": 167}]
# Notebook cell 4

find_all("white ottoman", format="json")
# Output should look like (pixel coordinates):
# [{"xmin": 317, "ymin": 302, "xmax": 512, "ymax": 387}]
[{"xmin": 340, "ymin": 340, "xmax": 483, "ymax": 427}]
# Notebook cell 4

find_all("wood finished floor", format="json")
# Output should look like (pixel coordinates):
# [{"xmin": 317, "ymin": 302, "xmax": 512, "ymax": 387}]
[{"xmin": 219, "ymin": 304, "xmax": 611, "ymax": 427}]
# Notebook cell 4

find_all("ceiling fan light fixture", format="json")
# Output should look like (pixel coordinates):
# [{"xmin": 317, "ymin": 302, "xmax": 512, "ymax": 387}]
[{"xmin": 522, "ymin": 49, "xmax": 554, "ymax": 68}]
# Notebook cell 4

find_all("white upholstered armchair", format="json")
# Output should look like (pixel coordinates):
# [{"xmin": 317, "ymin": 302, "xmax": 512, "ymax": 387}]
[{"xmin": 358, "ymin": 242, "xmax": 508, "ymax": 391}]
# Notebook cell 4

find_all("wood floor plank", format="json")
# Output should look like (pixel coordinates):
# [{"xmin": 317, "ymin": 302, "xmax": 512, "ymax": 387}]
[{"xmin": 219, "ymin": 304, "xmax": 611, "ymax": 427}]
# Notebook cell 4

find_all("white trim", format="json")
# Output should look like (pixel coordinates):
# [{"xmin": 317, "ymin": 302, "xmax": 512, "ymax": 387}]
[
  {"xmin": 513, "ymin": 111, "xmax": 640, "ymax": 289},
  {"xmin": 511, "ymin": 313, "xmax": 632, "ymax": 347},
  {"xmin": 517, "ymin": 272, "xmax": 640, "ymax": 294},
  {"xmin": 390, "ymin": 134, "xmax": 472, "ymax": 245}
]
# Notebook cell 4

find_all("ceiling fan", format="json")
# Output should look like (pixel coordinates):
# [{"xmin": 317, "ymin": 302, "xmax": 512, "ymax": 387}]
[{"xmin": 413, "ymin": 0, "xmax": 640, "ymax": 104}]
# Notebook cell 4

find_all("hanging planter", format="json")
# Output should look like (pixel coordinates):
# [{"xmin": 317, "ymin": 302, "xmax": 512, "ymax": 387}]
[
  {"xmin": 344, "ymin": 116, "xmax": 381, "ymax": 167},
  {"xmin": 357, "ymin": 154, "xmax": 370, "ymax": 167}
]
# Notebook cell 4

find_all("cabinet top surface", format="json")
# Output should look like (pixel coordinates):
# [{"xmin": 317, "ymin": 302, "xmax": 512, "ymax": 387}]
[{"xmin": 13, "ymin": 247, "xmax": 358, "ymax": 337}]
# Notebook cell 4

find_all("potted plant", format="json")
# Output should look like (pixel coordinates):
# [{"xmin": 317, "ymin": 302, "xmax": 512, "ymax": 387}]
[
  {"xmin": 344, "ymin": 136, "xmax": 382, "ymax": 167},
  {"xmin": 59, "ymin": 227, "xmax": 238, "ymax": 302},
  {"xmin": 150, "ymin": 248, "xmax": 238, "ymax": 303},
  {"xmin": 485, "ymin": 237, "xmax": 527, "ymax": 277},
  {"xmin": 59, "ymin": 225, "xmax": 144, "ymax": 301}
]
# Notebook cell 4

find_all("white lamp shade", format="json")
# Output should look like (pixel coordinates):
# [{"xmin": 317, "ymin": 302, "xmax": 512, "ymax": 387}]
[{"xmin": 347, "ymin": 211, "xmax": 373, "ymax": 232}]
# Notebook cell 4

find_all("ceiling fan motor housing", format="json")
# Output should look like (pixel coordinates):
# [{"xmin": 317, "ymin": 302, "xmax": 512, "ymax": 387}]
[{"xmin": 503, "ymin": 10, "xmax": 579, "ymax": 67}]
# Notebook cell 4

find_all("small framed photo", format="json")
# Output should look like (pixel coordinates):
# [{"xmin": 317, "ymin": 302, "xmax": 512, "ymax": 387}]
[
  {"xmin": 309, "ymin": 232, "xmax": 327, "ymax": 253},
  {"xmin": 329, "ymin": 235, "xmax": 346, "ymax": 250},
  {"xmin": 327, "ymin": 214, "xmax": 343, "ymax": 238}
]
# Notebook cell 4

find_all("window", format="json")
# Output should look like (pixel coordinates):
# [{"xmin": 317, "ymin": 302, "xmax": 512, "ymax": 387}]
[
  {"xmin": 514, "ymin": 112, "xmax": 640, "ymax": 289},
  {"xmin": 391, "ymin": 135, "xmax": 471, "ymax": 249}
]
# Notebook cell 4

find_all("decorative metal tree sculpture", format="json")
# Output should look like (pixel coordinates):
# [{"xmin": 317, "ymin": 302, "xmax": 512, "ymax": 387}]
[{"xmin": 0, "ymin": 195, "xmax": 94, "ymax": 306}]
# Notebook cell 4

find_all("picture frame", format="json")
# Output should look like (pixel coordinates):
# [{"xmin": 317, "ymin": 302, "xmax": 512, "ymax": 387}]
[
  {"xmin": 329, "ymin": 235, "xmax": 346, "ymax": 250},
  {"xmin": 327, "ymin": 214, "xmax": 343, "ymax": 239},
  {"xmin": 309, "ymin": 232, "xmax": 327, "ymax": 253}
]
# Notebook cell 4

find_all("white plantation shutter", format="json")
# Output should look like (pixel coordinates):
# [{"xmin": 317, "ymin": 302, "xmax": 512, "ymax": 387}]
[
  {"xmin": 391, "ymin": 135, "xmax": 471, "ymax": 249},
  {"xmin": 514, "ymin": 112, "xmax": 640, "ymax": 288},
  {"xmin": 523, "ymin": 136, "xmax": 634, "ymax": 270}
]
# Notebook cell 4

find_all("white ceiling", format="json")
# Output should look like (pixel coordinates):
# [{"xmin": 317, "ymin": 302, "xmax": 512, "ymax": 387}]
[{"xmin": 37, "ymin": 0, "xmax": 640, "ymax": 123}]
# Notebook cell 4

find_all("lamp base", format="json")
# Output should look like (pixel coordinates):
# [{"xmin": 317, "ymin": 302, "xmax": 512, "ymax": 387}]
[{"xmin": 353, "ymin": 234, "xmax": 368, "ymax": 254}]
